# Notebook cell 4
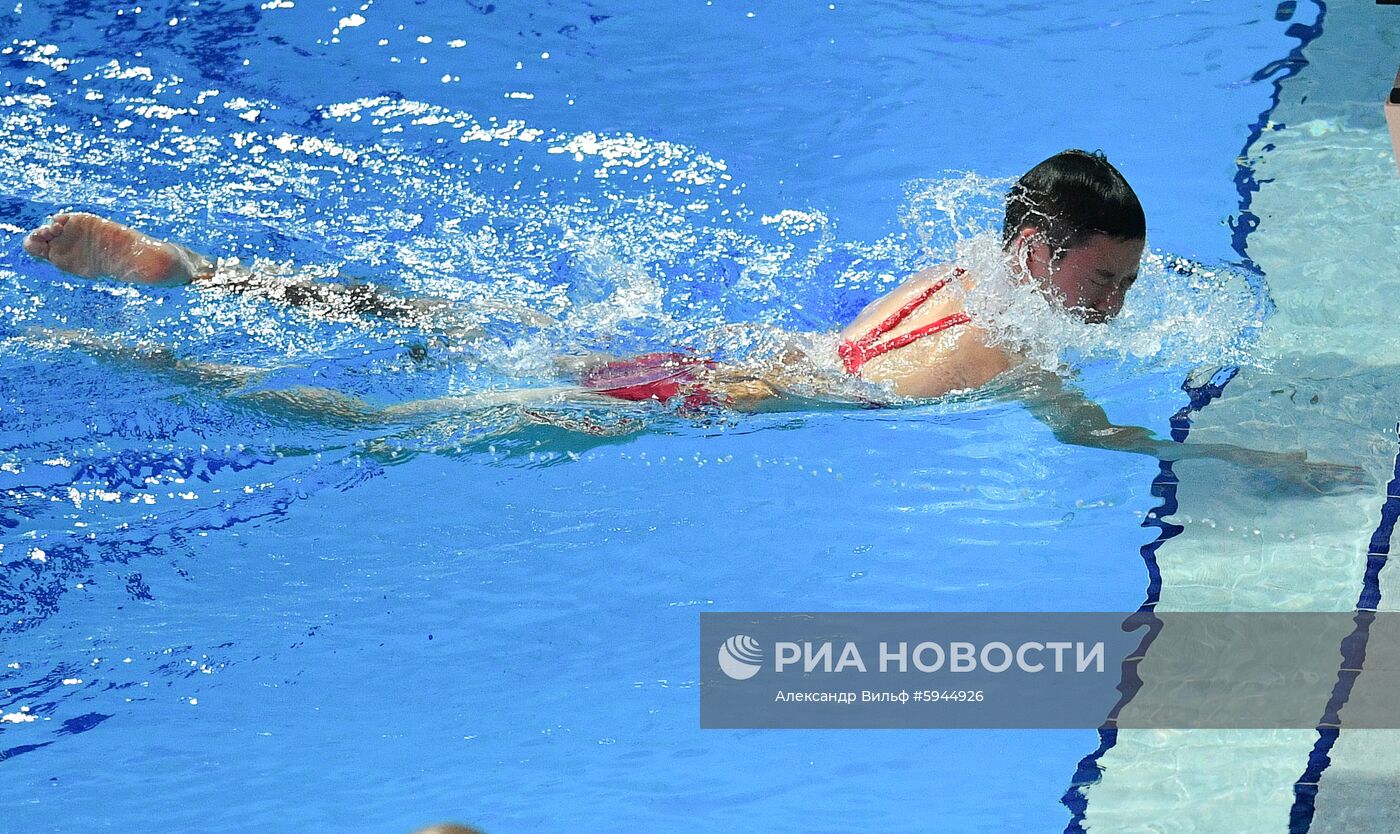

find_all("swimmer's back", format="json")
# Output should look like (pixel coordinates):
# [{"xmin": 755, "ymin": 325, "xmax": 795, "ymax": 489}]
[{"xmin": 838, "ymin": 265, "xmax": 1013, "ymax": 399}]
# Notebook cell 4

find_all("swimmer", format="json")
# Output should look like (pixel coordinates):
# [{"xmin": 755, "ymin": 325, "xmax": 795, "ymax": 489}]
[
  {"xmin": 16, "ymin": 151, "xmax": 1140, "ymax": 401},
  {"xmin": 17, "ymin": 151, "xmax": 1133, "ymax": 403},
  {"xmin": 16, "ymin": 151, "xmax": 1368, "ymax": 488}
]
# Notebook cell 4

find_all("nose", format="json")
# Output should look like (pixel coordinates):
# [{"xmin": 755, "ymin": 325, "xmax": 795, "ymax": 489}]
[
  {"xmin": 1092, "ymin": 289, "xmax": 1127, "ymax": 320},
  {"xmin": 1082, "ymin": 298, "xmax": 1119, "ymax": 324}
]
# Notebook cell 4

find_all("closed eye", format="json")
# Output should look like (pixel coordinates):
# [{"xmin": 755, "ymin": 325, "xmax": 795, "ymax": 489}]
[{"xmin": 1092, "ymin": 271, "xmax": 1137, "ymax": 289}]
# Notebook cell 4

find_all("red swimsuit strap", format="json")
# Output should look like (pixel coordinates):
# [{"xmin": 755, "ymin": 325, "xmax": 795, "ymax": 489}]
[{"xmin": 839, "ymin": 268, "xmax": 970, "ymax": 375}]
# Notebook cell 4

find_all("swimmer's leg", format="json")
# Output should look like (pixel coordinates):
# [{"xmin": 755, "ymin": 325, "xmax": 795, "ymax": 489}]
[
  {"xmin": 235, "ymin": 385, "xmax": 647, "ymax": 437},
  {"xmin": 200, "ymin": 260, "xmax": 460, "ymax": 327},
  {"xmin": 19, "ymin": 211, "xmax": 411, "ymax": 317},
  {"xmin": 379, "ymin": 386, "xmax": 613, "ymax": 420},
  {"xmin": 379, "ymin": 387, "xmax": 649, "ymax": 438},
  {"xmin": 27, "ymin": 326, "xmax": 390, "ymax": 423},
  {"xmin": 227, "ymin": 385, "xmax": 385, "ymax": 425},
  {"xmin": 21, "ymin": 213, "xmax": 553, "ymax": 334},
  {"xmin": 26, "ymin": 326, "xmax": 263, "ymax": 390},
  {"xmin": 23, "ymin": 213, "xmax": 211, "ymax": 286},
  {"xmin": 30, "ymin": 325, "xmax": 625, "ymax": 430},
  {"xmin": 203, "ymin": 262, "xmax": 560, "ymax": 336},
  {"xmin": 28, "ymin": 325, "xmax": 401, "ymax": 426}
]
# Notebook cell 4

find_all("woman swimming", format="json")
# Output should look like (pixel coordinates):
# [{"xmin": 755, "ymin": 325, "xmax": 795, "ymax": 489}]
[
  {"xmin": 21, "ymin": 151, "xmax": 1136, "ymax": 403},
  {"xmin": 15, "ymin": 150, "xmax": 1368, "ymax": 489}
]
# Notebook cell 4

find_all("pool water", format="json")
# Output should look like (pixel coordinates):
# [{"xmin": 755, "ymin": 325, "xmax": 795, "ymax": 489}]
[{"xmin": 2, "ymin": 1, "xmax": 1398, "ymax": 831}]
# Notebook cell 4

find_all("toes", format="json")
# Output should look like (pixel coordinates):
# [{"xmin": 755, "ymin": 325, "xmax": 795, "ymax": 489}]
[
  {"xmin": 24, "ymin": 216, "xmax": 68, "ymax": 245},
  {"xmin": 22, "ymin": 232, "xmax": 48, "ymax": 259},
  {"xmin": 21, "ymin": 219, "xmax": 66, "ymax": 259}
]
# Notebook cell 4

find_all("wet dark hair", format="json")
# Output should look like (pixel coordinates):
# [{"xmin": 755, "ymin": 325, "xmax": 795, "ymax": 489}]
[{"xmin": 1001, "ymin": 149, "xmax": 1145, "ymax": 254}]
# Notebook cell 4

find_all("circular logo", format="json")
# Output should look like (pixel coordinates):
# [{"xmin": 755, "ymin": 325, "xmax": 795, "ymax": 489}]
[{"xmin": 718, "ymin": 634, "xmax": 763, "ymax": 680}]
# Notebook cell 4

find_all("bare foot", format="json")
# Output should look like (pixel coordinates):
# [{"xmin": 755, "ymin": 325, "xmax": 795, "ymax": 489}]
[{"xmin": 22, "ymin": 212, "xmax": 209, "ymax": 285}]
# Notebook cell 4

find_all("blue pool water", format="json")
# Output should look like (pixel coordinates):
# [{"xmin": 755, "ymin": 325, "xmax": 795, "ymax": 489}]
[{"xmin": 3, "ymin": 0, "xmax": 1398, "ymax": 831}]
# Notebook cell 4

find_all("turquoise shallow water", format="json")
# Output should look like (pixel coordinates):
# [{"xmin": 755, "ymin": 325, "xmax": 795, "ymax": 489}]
[{"xmin": 2, "ymin": 1, "xmax": 1397, "ymax": 831}]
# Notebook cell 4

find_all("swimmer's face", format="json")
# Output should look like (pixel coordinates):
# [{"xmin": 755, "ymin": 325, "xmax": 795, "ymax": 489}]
[{"xmin": 1015, "ymin": 230, "xmax": 1144, "ymax": 323}]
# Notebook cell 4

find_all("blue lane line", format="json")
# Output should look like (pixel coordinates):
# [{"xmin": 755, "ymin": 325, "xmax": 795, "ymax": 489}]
[
  {"xmin": 1289, "ymin": 427, "xmax": 1400, "ymax": 832},
  {"xmin": 1062, "ymin": 0, "xmax": 1330, "ymax": 823},
  {"xmin": 1229, "ymin": 2, "xmax": 1328, "ymax": 275},
  {"xmin": 1060, "ymin": 369, "xmax": 1236, "ymax": 832}
]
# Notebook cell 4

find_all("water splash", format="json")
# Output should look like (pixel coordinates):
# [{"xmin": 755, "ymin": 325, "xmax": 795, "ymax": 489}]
[{"xmin": 0, "ymin": 46, "xmax": 1271, "ymax": 423}]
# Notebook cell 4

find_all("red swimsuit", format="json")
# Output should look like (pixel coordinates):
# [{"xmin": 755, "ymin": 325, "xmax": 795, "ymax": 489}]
[
  {"xmin": 582, "ymin": 268, "xmax": 971, "ymax": 405},
  {"xmin": 838, "ymin": 268, "xmax": 970, "ymax": 375},
  {"xmin": 579, "ymin": 351, "xmax": 721, "ymax": 408}
]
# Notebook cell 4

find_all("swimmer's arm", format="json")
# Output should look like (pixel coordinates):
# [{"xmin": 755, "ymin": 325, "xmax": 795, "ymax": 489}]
[
  {"xmin": 1022, "ymin": 375, "xmax": 1165, "ymax": 455},
  {"xmin": 1023, "ymin": 371, "xmax": 1258, "ymax": 461},
  {"xmin": 1022, "ymin": 372, "xmax": 1368, "ymax": 489}
]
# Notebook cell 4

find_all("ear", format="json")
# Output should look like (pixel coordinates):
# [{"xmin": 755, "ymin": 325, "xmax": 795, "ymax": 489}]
[{"xmin": 1013, "ymin": 226, "xmax": 1051, "ymax": 277}]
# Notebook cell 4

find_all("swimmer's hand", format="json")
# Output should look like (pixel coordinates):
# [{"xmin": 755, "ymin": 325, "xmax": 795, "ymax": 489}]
[
  {"xmin": 1110, "ymin": 438, "xmax": 1372, "ymax": 496},
  {"xmin": 1237, "ymin": 449, "xmax": 1372, "ymax": 496}
]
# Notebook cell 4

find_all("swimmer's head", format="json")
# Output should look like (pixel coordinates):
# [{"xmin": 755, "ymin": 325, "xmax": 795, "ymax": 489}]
[{"xmin": 1002, "ymin": 149, "xmax": 1146, "ymax": 323}]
